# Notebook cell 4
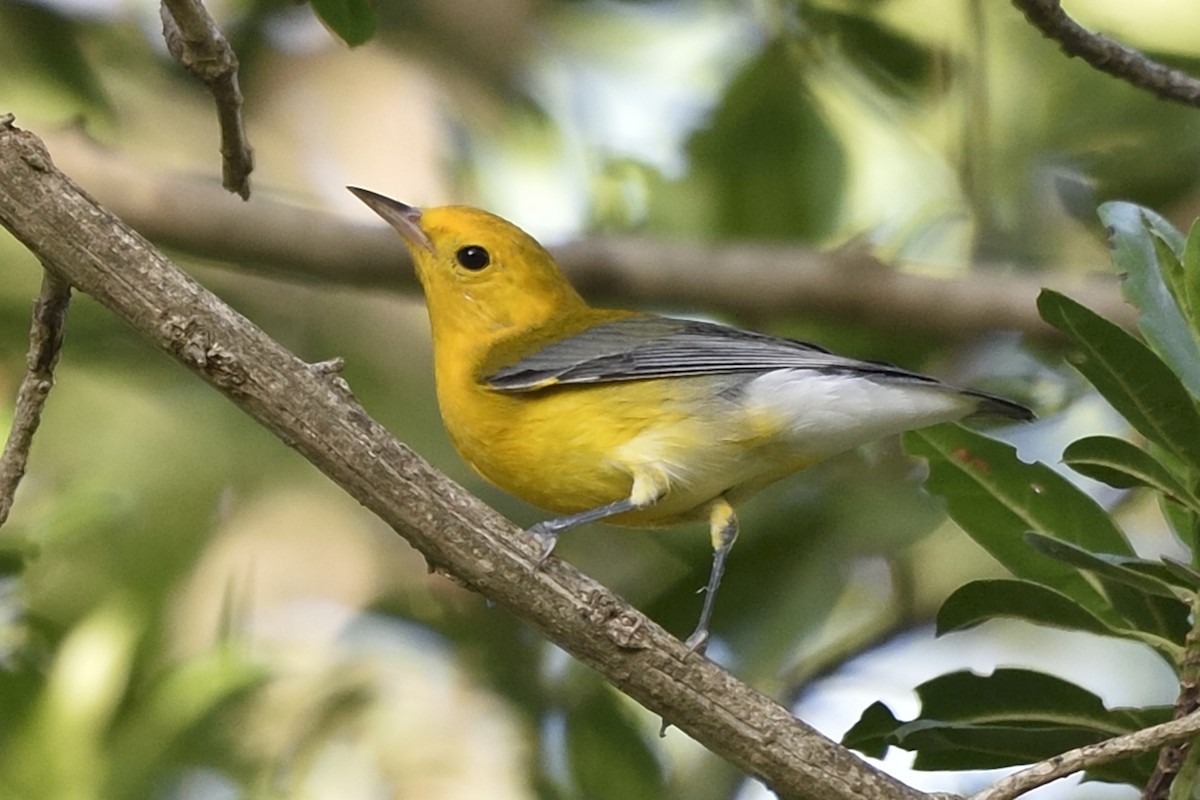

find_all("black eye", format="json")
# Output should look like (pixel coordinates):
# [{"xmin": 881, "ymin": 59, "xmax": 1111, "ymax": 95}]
[{"xmin": 455, "ymin": 245, "xmax": 491, "ymax": 271}]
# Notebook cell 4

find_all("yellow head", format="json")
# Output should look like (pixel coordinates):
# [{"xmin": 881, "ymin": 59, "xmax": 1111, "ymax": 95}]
[{"xmin": 349, "ymin": 188, "xmax": 588, "ymax": 343}]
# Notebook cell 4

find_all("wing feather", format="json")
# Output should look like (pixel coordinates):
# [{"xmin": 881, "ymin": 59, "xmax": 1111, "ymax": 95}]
[{"xmin": 487, "ymin": 317, "xmax": 937, "ymax": 389}]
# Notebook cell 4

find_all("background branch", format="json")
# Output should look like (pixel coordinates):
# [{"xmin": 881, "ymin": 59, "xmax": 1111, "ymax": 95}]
[
  {"xmin": 159, "ymin": 0, "xmax": 253, "ymax": 198},
  {"xmin": 0, "ymin": 267, "xmax": 71, "ymax": 530},
  {"xmin": 1011, "ymin": 0, "xmax": 1200, "ymax": 107},
  {"xmin": 45, "ymin": 130, "xmax": 1135, "ymax": 342},
  {"xmin": 0, "ymin": 117, "xmax": 937, "ymax": 800}
]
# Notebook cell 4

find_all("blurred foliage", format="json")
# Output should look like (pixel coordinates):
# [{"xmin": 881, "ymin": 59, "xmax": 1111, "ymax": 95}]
[{"xmin": 2, "ymin": 0, "xmax": 1200, "ymax": 799}]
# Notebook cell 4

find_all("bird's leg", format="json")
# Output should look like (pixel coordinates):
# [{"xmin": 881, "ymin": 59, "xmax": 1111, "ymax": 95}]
[
  {"xmin": 528, "ymin": 467, "xmax": 668, "ymax": 564},
  {"xmin": 684, "ymin": 498, "xmax": 739, "ymax": 655},
  {"xmin": 527, "ymin": 498, "xmax": 637, "ymax": 563}
]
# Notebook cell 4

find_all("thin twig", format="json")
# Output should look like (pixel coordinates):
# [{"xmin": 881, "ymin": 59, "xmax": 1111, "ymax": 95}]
[
  {"xmin": 1011, "ymin": 0, "xmax": 1200, "ymax": 108},
  {"xmin": 159, "ymin": 0, "xmax": 253, "ymax": 198},
  {"xmin": 0, "ymin": 271, "xmax": 71, "ymax": 529},
  {"xmin": 969, "ymin": 709, "xmax": 1200, "ymax": 800}
]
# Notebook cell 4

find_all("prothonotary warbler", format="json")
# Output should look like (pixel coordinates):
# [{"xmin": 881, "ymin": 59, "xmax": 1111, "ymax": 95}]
[{"xmin": 349, "ymin": 187, "xmax": 1033, "ymax": 653}]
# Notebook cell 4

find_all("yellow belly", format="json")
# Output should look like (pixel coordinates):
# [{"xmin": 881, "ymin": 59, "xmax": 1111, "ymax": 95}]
[{"xmin": 437, "ymin": 373, "xmax": 821, "ymax": 527}]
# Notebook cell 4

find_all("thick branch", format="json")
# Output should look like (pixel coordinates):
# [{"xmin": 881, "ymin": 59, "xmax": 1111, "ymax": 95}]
[
  {"xmin": 0, "ymin": 117, "xmax": 932, "ymax": 800},
  {"xmin": 1012, "ymin": 0, "xmax": 1200, "ymax": 108},
  {"xmin": 0, "ymin": 268, "xmax": 71, "ymax": 529},
  {"xmin": 970, "ymin": 709, "xmax": 1200, "ymax": 800},
  {"xmin": 45, "ymin": 130, "xmax": 1135, "ymax": 342},
  {"xmin": 160, "ymin": 0, "xmax": 254, "ymax": 198}
]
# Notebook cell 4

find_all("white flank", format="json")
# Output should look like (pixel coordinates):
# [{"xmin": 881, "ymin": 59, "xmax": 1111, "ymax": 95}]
[{"xmin": 740, "ymin": 369, "xmax": 978, "ymax": 459}]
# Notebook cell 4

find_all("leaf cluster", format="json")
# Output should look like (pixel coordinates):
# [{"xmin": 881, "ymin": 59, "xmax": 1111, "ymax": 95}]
[{"xmin": 843, "ymin": 202, "xmax": 1200, "ymax": 792}]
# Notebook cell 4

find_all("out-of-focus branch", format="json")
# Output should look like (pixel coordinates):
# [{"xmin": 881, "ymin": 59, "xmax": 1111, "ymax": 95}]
[
  {"xmin": 968, "ymin": 709, "xmax": 1200, "ymax": 800},
  {"xmin": 0, "ymin": 116, "xmax": 936, "ymax": 800},
  {"xmin": 46, "ymin": 131, "xmax": 1135, "ymax": 342},
  {"xmin": 0, "ymin": 266, "xmax": 71, "ymax": 529},
  {"xmin": 160, "ymin": 0, "xmax": 254, "ymax": 198},
  {"xmin": 1011, "ymin": 0, "xmax": 1200, "ymax": 108}
]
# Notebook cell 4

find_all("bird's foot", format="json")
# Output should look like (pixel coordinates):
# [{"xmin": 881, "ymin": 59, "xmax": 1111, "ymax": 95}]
[{"xmin": 526, "ymin": 521, "xmax": 561, "ymax": 566}]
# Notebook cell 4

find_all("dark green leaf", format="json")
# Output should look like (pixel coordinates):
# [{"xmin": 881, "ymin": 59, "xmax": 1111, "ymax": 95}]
[
  {"xmin": 844, "ymin": 669, "xmax": 1164, "ymax": 786},
  {"xmin": 936, "ymin": 579, "xmax": 1132, "ymax": 639},
  {"xmin": 1161, "ymin": 557, "xmax": 1200, "ymax": 591},
  {"xmin": 1099, "ymin": 202, "xmax": 1200, "ymax": 395},
  {"xmin": 1037, "ymin": 290, "xmax": 1200, "ymax": 474},
  {"xmin": 841, "ymin": 701, "xmax": 901, "ymax": 758},
  {"xmin": 565, "ymin": 689, "xmax": 663, "ymax": 800},
  {"xmin": 904, "ymin": 425, "xmax": 1129, "ymax": 616},
  {"xmin": 1024, "ymin": 534, "xmax": 1179, "ymax": 599},
  {"xmin": 1186, "ymin": 219, "xmax": 1200, "ymax": 342},
  {"xmin": 1063, "ymin": 435, "xmax": 1200, "ymax": 512},
  {"xmin": 309, "ymin": 0, "xmax": 377, "ymax": 47}
]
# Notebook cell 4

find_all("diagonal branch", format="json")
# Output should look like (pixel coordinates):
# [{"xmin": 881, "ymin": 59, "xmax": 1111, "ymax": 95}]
[
  {"xmin": 1012, "ymin": 0, "xmax": 1200, "ymax": 108},
  {"xmin": 0, "ymin": 116, "xmax": 933, "ymax": 800},
  {"xmin": 160, "ymin": 0, "xmax": 254, "ymax": 198},
  {"xmin": 0, "ymin": 268, "xmax": 71, "ymax": 529}
]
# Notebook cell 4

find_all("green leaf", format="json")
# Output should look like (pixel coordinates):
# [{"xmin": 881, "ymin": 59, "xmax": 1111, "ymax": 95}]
[
  {"xmin": 843, "ymin": 669, "xmax": 1167, "ymax": 786},
  {"xmin": 309, "ymin": 0, "xmax": 377, "ymax": 47},
  {"xmin": 937, "ymin": 579, "xmax": 1133, "ymax": 639},
  {"xmin": 1038, "ymin": 290, "xmax": 1200, "ymax": 474},
  {"xmin": 1024, "ymin": 534, "xmax": 1180, "ymax": 599},
  {"xmin": 565, "ymin": 689, "xmax": 663, "ymax": 800},
  {"xmin": 1063, "ymin": 435, "xmax": 1200, "ymax": 513},
  {"xmin": 1022, "ymin": 535, "xmax": 1189, "ymax": 648},
  {"xmin": 1153, "ymin": 232, "xmax": 1191, "ymax": 324},
  {"xmin": 1099, "ymin": 202, "xmax": 1200, "ymax": 395},
  {"xmin": 841, "ymin": 701, "xmax": 901, "ymax": 759},
  {"xmin": 904, "ymin": 425, "xmax": 1130, "ymax": 616},
  {"xmin": 1185, "ymin": 219, "xmax": 1200, "ymax": 342}
]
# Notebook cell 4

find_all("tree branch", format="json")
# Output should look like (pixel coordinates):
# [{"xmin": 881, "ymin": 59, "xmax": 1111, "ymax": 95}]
[
  {"xmin": 968, "ymin": 709, "xmax": 1200, "ymax": 800},
  {"xmin": 159, "ymin": 0, "xmax": 254, "ymax": 198},
  {"xmin": 0, "ymin": 266, "xmax": 71, "ymax": 529},
  {"xmin": 44, "ymin": 130, "xmax": 1135, "ymax": 342},
  {"xmin": 0, "ymin": 116, "xmax": 935, "ymax": 800},
  {"xmin": 1011, "ymin": 0, "xmax": 1200, "ymax": 108}
]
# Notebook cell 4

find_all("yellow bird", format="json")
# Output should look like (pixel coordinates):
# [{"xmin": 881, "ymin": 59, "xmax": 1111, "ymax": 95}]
[{"xmin": 350, "ymin": 187, "xmax": 1032, "ymax": 652}]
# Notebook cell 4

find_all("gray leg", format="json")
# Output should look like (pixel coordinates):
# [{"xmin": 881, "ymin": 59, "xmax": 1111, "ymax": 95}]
[
  {"xmin": 527, "ymin": 498, "xmax": 638, "ymax": 563},
  {"xmin": 684, "ymin": 498, "xmax": 738, "ymax": 654}
]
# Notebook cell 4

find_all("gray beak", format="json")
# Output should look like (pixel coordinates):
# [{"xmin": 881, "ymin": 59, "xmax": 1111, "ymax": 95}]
[{"xmin": 347, "ymin": 187, "xmax": 434, "ymax": 253}]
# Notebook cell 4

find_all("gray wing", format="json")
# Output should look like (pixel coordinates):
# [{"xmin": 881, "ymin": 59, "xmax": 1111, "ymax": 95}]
[
  {"xmin": 486, "ymin": 316, "xmax": 1033, "ymax": 420},
  {"xmin": 488, "ymin": 316, "xmax": 936, "ymax": 389}
]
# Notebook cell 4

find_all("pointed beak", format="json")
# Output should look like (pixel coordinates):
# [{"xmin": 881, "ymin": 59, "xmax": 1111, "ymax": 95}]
[{"xmin": 347, "ymin": 187, "xmax": 434, "ymax": 253}]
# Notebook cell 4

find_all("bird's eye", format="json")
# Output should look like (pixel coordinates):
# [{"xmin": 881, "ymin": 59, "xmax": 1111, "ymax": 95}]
[{"xmin": 455, "ymin": 245, "xmax": 491, "ymax": 271}]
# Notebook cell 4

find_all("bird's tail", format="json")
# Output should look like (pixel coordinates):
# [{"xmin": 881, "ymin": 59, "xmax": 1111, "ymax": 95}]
[{"xmin": 962, "ymin": 389, "xmax": 1035, "ymax": 421}]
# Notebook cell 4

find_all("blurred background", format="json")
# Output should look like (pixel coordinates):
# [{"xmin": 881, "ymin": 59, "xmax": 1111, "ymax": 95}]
[{"xmin": 0, "ymin": 0, "xmax": 1197, "ymax": 798}]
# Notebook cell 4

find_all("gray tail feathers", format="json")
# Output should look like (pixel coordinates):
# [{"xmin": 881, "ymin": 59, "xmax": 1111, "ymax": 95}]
[{"xmin": 962, "ymin": 389, "xmax": 1035, "ymax": 421}]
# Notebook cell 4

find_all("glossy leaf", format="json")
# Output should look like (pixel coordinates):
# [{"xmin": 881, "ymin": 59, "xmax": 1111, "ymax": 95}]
[
  {"xmin": 904, "ymin": 425, "xmax": 1129, "ymax": 617},
  {"xmin": 309, "ymin": 0, "xmax": 377, "ymax": 47},
  {"xmin": 843, "ymin": 669, "xmax": 1165, "ymax": 786},
  {"xmin": 1023, "ymin": 534, "xmax": 1182, "ymax": 601},
  {"xmin": 1186, "ymin": 219, "xmax": 1200, "ymax": 342},
  {"xmin": 1063, "ymin": 435, "xmax": 1200, "ymax": 513},
  {"xmin": 937, "ymin": 579, "xmax": 1133, "ymax": 639},
  {"xmin": 1099, "ymin": 202, "xmax": 1200, "ymax": 395},
  {"xmin": 1038, "ymin": 290, "xmax": 1200, "ymax": 475},
  {"xmin": 1017, "ymin": 537, "xmax": 1195, "ymax": 642}
]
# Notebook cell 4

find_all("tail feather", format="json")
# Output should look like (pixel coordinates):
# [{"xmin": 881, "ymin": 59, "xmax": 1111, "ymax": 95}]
[{"xmin": 962, "ymin": 389, "xmax": 1035, "ymax": 421}]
